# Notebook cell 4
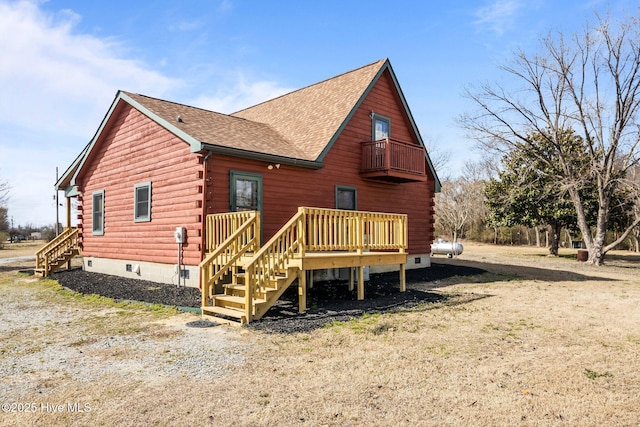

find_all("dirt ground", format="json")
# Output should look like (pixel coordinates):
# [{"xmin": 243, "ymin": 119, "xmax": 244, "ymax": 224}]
[{"xmin": 1, "ymin": 242, "xmax": 639, "ymax": 426}]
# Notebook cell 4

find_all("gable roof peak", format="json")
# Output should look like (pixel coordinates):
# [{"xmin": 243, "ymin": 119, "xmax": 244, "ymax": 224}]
[
  {"xmin": 231, "ymin": 59, "xmax": 390, "ymax": 160},
  {"xmin": 232, "ymin": 58, "xmax": 389, "ymax": 116}
]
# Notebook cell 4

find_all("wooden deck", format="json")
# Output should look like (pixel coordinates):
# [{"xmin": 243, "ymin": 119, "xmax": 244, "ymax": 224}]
[{"xmin": 200, "ymin": 207, "xmax": 408, "ymax": 323}]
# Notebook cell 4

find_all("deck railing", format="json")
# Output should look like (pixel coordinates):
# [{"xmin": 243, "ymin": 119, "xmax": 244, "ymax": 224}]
[
  {"xmin": 244, "ymin": 210, "xmax": 304, "ymax": 321},
  {"xmin": 200, "ymin": 211, "xmax": 260, "ymax": 305},
  {"xmin": 361, "ymin": 138, "xmax": 426, "ymax": 177},
  {"xmin": 302, "ymin": 207, "xmax": 407, "ymax": 253},
  {"xmin": 35, "ymin": 227, "xmax": 80, "ymax": 276},
  {"xmin": 242, "ymin": 207, "xmax": 407, "ymax": 321},
  {"xmin": 205, "ymin": 210, "xmax": 259, "ymax": 252}
]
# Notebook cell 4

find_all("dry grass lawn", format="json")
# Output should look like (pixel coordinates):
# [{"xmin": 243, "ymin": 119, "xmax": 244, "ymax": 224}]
[{"xmin": 1, "ymin": 242, "xmax": 639, "ymax": 426}]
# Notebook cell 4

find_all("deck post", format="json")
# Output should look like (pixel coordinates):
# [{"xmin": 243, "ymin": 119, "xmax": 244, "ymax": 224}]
[
  {"xmin": 349, "ymin": 267, "xmax": 354, "ymax": 292},
  {"xmin": 245, "ymin": 265, "xmax": 254, "ymax": 324},
  {"xmin": 298, "ymin": 269, "xmax": 306, "ymax": 313},
  {"xmin": 308, "ymin": 270, "xmax": 313, "ymax": 289},
  {"xmin": 357, "ymin": 265, "xmax": 364, "ymax": 300},
  {"xmin": 399, "ymin": 263, "xmax": 406, "ymax": 292},
  {"xmin": 201, "ymin": 267, "xmax": 209, "ymax": 315}
]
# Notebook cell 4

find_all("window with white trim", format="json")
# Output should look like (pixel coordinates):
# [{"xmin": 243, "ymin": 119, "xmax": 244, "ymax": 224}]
[
  {"xmin": 372, "ymin": 113, "xmax": 390, "ymax": 140},
  {"xmin": 134, "ymin": 182, "xmax": 152, "ymax": 222}
]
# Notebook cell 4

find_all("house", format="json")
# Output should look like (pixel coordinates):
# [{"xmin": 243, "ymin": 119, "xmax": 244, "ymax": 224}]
[{"xmin": 43, "ymin": 59, "xmax": 440, "ymax": 323}]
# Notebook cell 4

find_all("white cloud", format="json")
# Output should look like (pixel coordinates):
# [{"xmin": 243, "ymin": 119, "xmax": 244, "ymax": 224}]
[
  {"xmin": 188, "ymin": 75, "xmax": 293, "ymax": 114},
  {"xmin": 0, "ymin": 0, "xmax": 181, "ymax": 138},
  {"xmin": 0, "ymin": 0, "xmax": 181, "ymax": 226},
  {"xmin": 0, "ymin": 1, "xmax": 292, "ymax": 226},
  {"xmin": 474, "ymin": 0, "xmax": 522, "ymax": 35}
]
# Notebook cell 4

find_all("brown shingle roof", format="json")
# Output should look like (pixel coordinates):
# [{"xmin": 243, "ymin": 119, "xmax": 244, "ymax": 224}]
[
  {"xmin": 232, "ymin": 59, "xmax": 387, "ymax": 160},
  {"xmin": 60, "ymin": 59, "xmax": 441, "ymax": 192},
  {"xmin": 124, "ymin": 59, "xmax": 387, "ymax": 162},
  {"xmin": 123, "ymin": 92, "xmax": 309, "ymax": 160}
]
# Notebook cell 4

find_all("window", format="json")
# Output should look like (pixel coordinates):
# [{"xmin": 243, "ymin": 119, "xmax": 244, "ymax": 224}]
[
  {"xmin": 335, "ymin": 186, "xmax": 357, "ymax": 210},
  {"xmin": 230, "ymin": 171, "xmax": 262, "ymax": 212},
  {"xmin": 134, "ymin": 182, "xmax": 152, "ymax": 222},
  {"xmin": 92, "ymin": 190, "xmax": 105, "ymax": 235},
  {"xmin": 372, "ymin": 113, "xmax": 390, "ymax": 140}
]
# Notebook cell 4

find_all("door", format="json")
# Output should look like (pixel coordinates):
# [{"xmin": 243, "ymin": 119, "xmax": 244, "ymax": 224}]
[{"xmin": 230, "ymin": 171, "xmax": 262, "ymax": 213}]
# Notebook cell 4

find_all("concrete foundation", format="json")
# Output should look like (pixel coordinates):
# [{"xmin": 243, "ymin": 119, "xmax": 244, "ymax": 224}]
[
  {"xmin": 82, "ymin": 253, "xmax": 431, "ymax": 289},
  {"xmin": 83, "ymin": 257, "xmax": 199, "ymax": 288}
]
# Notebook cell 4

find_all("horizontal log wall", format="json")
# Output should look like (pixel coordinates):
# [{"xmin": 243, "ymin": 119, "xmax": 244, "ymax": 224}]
[{"xmin": 78, "ymin": 103, "xmax": 204, "ymax": 265}]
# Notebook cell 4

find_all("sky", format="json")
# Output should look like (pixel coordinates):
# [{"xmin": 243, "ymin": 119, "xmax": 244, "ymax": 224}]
[{"xmin": 0, "ymin": 0, "xmax": 636, "ymax": 227}]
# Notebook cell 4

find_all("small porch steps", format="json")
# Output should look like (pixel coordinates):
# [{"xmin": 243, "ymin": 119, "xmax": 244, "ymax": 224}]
[
  {"xmin": 203, "ymin": 267, "xmax": 297, "ymax": 324},
  {"xmin": 34, "ymin": 248, "xmax": 80, "ymax": 277},
  {"xmin": 34, "ymin": 228, "xmax": 82, "ymax": 278}
]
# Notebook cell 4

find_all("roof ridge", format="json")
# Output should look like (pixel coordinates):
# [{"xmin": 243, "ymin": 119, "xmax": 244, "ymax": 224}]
[
  {"xmin": 231, "ymin": 58, "xmax": 388, "ymax": 115},
  {"xmin": 122, "ymin": 91, "xmax": 243, "ymax": 119}
]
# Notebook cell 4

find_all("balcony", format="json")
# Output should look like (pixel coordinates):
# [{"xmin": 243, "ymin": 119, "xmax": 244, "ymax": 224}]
[{"xmin": 361, "ymin": 138, "xmax": 427, "ymax": 183}]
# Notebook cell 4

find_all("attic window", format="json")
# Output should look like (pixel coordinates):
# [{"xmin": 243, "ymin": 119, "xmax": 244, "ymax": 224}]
[{"xmin": 372, "ymin": 113, "xmax": 390, "ymax": 140}]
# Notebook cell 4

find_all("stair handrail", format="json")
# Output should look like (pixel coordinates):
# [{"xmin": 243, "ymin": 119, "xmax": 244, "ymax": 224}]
[
  {"xmin": 199, "ymin": 212, "xmax": 259, "ymax": 307},
  {"xmin": 244, "ymin": 208, "xmax": 305, "ymax": 322},
  {"xmin": 35, "ymin": 227, "xmax": 80, "ymax": 275}
]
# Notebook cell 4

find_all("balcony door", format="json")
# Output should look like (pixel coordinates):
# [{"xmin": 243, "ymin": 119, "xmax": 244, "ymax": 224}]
[{"xmin": 372, "ymin": 113, "xmax": 390, "ymax": 140}]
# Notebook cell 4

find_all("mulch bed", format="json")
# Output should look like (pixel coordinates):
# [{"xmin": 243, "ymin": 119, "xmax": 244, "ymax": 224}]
[{"xmin": 53, "ymin": 262, "xmax": 485, "ymax": 333}]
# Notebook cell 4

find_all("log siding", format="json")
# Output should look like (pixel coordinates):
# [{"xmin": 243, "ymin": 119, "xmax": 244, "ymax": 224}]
[
  {"xmin": 72, "ymin": 66, "xmax": 435, "ymax": 274},
  {"xmin": 78, "ymin": 103, "xmax": 205, "ymax": 266}
]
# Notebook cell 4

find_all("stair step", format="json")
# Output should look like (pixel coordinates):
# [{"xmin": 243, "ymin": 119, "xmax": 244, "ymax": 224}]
[
  {"xmin": 224, "ymin": 284, "xmax": 247, "ymax": 297},
  {"xmin": 202, "ymin": 305, "xmax": 245, "ymax": 319},
  {"xmin": 215, "ymin": 294, "xmax": 266, "ymax": 306},
  {"xmin": 225, "ymin": 284, "xmax": 278, "ymax": 293}
]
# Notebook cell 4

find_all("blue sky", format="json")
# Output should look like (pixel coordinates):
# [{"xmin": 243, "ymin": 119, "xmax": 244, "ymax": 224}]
[{"xmin": 0, "ymin": 0, "xmax": 635, "ymax": 227}]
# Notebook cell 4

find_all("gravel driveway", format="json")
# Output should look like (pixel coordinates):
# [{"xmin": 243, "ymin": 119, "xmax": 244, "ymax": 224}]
[{"xmin": 0, "ymin": 275, "xmax": 251, "ymax": 406}]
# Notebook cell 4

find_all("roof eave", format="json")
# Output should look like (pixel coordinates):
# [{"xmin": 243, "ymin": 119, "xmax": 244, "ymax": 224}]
[
  {"xmin": 201, "ymin": 143, "xmax": 323, "ymax": 169},
  {"xmin": 119, "ymin": 92, "xmax": 204, "ymax": 153},
  {"xmin": 55, "ymin": 142, "xmax": 90, "ymax": 191}
]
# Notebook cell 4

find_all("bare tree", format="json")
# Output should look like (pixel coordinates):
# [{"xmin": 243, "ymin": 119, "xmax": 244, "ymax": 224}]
[
  {"xmin": 423, "ymin": 135, "xmax": 452, "ymax": 180},
  {"xmin": 460, "ymin": 11, "xmax": 640, "ymax": 265},
  {"xmin": 435, "ymin": 162, "xmax": 487, "ymax": 242},
  {"xmin": 0, "ymin": 172, "xmax": 9, "ymax": 207},
  {"xmin": 627, "ymin": 164, "xmax": 640, "ymax": 251}
]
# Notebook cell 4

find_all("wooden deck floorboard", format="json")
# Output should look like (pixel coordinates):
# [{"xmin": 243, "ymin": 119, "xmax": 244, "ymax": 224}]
[{"xmin": 294, "ymin": 251, "xmax": 406, "ymax": 270}]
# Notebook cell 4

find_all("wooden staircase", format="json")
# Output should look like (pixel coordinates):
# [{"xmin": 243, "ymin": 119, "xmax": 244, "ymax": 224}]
[
  {"xmin": 34, "ymin": 228, "xmax": 81, "ymax": 277},
  {"xmin": 202, "ymin": 262, "xmax": 298, "ymax": 323},
  {"xmin": 200, "ymin": 207, "xmax": 408, "ymax": 324}
]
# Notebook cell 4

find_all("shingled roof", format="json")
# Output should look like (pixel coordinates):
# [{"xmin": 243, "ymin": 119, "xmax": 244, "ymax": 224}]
[
  {"xmin": 232, "ymin": 59, "xmax": 387, "ymax": 160},
  {"xmin": 58, "ymin": 58, "xmax": 441, "ymax": 192},
  {"xmin": 123, "ymin": 92, "xmax": 309, "ymax": 160}
]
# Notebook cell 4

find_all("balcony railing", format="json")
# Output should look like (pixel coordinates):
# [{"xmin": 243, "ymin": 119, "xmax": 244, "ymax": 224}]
[{"xmin": 361, "ymin": 138, "xmax": 427, "ymax": 182}]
